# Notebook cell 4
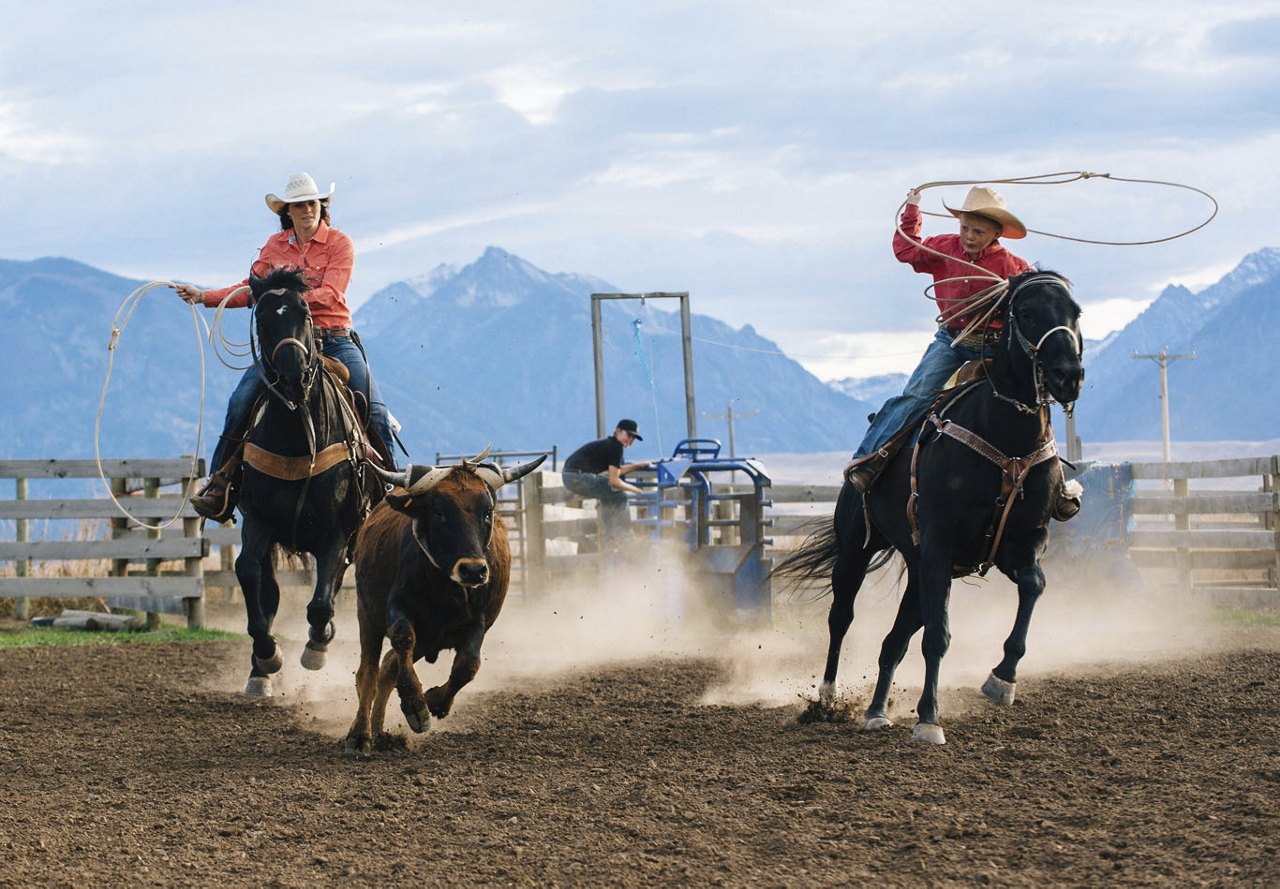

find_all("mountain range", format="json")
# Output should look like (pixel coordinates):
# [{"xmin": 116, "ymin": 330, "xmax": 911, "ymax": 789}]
[{"xmin": 1, "ymin": 245, "xmax": 1276, "ymax": 466}]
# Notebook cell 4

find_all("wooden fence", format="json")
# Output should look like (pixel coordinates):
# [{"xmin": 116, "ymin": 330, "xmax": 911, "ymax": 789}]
[
  {"xmin": 1126, "ymin": 455, "xmax": 1279, "ymax": 606},
  {"xmin": 0, "ymin": 459, "xmax": 207, "ymax": 628},
  {"xmin": 5, "ymin": 455, "xmax": 1275, "ymax": 628}
]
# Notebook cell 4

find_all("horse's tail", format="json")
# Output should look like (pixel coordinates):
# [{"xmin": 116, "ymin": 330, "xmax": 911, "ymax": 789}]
[
  {"xmin": 771, "ymin": 517, "xmax": 839, "ymax": 592},
  {"xmin": 772, "ymin": 516, "xmax": 900, "ymax": 598}
]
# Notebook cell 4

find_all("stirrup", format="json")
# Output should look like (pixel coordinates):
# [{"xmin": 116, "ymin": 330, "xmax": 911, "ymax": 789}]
[{"xmin": 190, "ymin": 472, "xmax": 235, "ymax": 522}]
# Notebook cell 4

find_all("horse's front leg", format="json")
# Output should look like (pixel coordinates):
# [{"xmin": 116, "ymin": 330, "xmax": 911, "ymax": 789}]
[
  {"xmin": 425, "ymin": 622, "xmax": 487, "ymax": 719},
  {"xmin": 912, "ymin": 545, "xmax": 953, "ymax": 745},
  {"xmin": 983, "ymin": 561, "xmax": 1046, "ymax": 706},
  {"xmin": 236, "ymin": 522, "xmax": 283, "ymax": 696},
  {"xmin": 301, "ymin": 535, "xmax": 347, "ymax": 671}
]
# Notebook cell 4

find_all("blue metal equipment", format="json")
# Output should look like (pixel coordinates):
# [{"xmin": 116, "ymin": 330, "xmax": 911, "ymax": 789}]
[{"xmin": 628, "ymin": 438, "xmax": 774, "ymax": 622}]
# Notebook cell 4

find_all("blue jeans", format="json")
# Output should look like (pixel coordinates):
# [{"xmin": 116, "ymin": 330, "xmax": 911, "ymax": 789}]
[
  {"xmin": 562, "ymin": 472, "xmax": 631, "ymax": 541},
  {"xmin": 853, "ymin": 327, "xmax": 986, "ymax": 458},
  {"xmin": 209, "ymin": 333, "xmax": 399, "ymax": 472}
]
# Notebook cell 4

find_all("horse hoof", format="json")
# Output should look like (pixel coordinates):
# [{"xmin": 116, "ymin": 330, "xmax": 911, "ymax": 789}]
[
  {"xmin": 300, "ymin": 644, "xmax": 327, "ymax": 671},
  {"xmin": 244, "ymin": 676, "xmax": 273, "ymax": 697},
  {"xmin": 912, "ymin": 722, "xmax": 946, "ymax": 745},
  {"xmin": 253, "ymin": 649, "xmax": 284, "ymax": 675},
  {"xmin": 864, "ymin": 715, "xmax": 894, "ymax": 731},
  {"xmin": 818, "ymin": 681, "xmax": 837, "ymax": 706},
  {"xmin": 981, "ymin": 672, "xmax": 1017, "ymax": 707}
]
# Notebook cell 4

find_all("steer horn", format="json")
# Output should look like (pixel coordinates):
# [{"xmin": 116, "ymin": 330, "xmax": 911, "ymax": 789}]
[
  {"xmin": 473, "ymin": 454, "xmax": 548, "ymax": 492},
  {"xmin": 370, "ymin": 463, "xmax": 452, "ymax": 495}
]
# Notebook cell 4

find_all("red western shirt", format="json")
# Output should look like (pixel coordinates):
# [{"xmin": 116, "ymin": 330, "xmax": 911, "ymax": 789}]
[
  {"xmin": 201, "ymin": 221, "xmax": 355, "ymax": 330},
  {"xmin": 892, "ymin": 203, "xmax": 1030, "ymax": 331}
]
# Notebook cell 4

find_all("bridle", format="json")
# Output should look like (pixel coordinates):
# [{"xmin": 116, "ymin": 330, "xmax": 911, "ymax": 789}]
[
  {"xmin": 986, "ymin": 273, "xmax": 1081, "ymax": 416},
  {"xmin": 249, "ymin": 288, "xmax": 319, "ymax": 412}
]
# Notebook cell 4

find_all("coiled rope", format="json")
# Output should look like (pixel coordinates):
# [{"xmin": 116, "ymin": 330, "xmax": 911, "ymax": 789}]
[
  {"xmin": 95, "ymin": 283, "xmax": 249, "ymax": 529},
  {"xmin": 899, "ymin": 171, "xmax": 1219, "ymax": 346}
]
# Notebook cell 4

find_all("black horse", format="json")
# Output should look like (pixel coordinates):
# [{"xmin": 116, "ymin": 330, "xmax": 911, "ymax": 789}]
[
  {"xmin": 776, "ymin": 270, "xmax": 1083, "ymax": 744},
  {"xmin": 234, "ymin": 268, "xmax": 382, "ymax": 696}
]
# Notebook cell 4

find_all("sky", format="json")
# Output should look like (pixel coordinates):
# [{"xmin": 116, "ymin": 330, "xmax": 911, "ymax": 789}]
[{"xmin": 3, "ymin": 2, "xmax": 1278, "ymax": 380}]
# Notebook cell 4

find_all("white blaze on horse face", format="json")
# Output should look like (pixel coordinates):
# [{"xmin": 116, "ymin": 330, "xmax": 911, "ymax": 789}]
[{"xmin": 276, "ymin": 306, "xmax": 287, "ymax": 316}]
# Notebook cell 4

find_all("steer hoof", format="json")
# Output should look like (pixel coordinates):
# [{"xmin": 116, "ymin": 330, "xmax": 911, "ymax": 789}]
[
  {"xmin": 244, "ymin": 676, "xmax": 273, "ymax": 697},
  {"xmin": 981, "ymin": 672, "xmax": 1017, "ymax": 707},
  {"xmin": 300, "ymin": 643, "xmax": 327, "ymax": 671},
  {"xmin": 253, "ymin": 648, "xmax": 284, "ymax": 675},
  {"xmin": 404, "ymin": 706, "xmax": 430, "ymax": 734},
  {"xmin": 911, "ymin": 722, "xmax": 946, "ymax": 745},
  {"xmin": 864, "ymin": 715, "xmax": 894, "ymax": 731}
]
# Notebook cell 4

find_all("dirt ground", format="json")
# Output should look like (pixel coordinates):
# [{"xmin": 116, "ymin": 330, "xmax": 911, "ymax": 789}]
[{"xmin": 1, "ymin": 590, "xmax": 1278, "ymax": 887}]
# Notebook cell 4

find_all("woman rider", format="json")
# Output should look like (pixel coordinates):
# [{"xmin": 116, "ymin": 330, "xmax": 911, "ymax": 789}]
[{"xmin": 176, "ymin": 172, "xmax": 403, "ymax": 521}]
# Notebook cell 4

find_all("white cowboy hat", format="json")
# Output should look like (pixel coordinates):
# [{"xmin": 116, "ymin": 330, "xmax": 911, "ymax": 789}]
[
  {"xmin": 944, "ymin": 186, "xmax": 1026, "ymax": 239},
  {"xmin": 264, "ymin": 172, "xmax": 335, "ymax": 213}
]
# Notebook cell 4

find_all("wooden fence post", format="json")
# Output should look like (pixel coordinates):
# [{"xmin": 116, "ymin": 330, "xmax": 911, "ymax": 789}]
[
  {"xmin": 523, "ymin": 472, "xmax": 546, "ymax": 600},
  {"xmin": 143, "ymin": 477, "xmax": 162, "ymax": 629},
  {"xmin": 1174, "ymin": 477, "xmax": 1191, "ymax": 593},
  {"xmin": 14, "ymin": 477, "xmax": 28, "ymax": 621}
]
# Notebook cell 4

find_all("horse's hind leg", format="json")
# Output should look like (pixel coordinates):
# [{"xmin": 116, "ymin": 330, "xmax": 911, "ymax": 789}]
[
  {"xmin": 864, "ymin": 568, "xmax": 922, "ymax": 730},
  {"xmin": 982, "ymin": 562, "xmax": 1046, "ymax": 707},
  {"xmin": 301, "ymin": 535, "xmax": 347, "ymax": 671},
  {"xmin": 820, "ymin": 486, "xmax": 880, "ymax": 705}
]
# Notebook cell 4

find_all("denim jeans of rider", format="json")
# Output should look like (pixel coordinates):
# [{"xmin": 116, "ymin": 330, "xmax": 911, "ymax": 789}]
[
  {"xmin": 852, "ymin": 327, "xmax": 986, "ymax": 458},
  {"xmin": 209, "ymin": 334, "xmax": 397, "ymax": 471},
  {"xmin": 562, "ymin": 471, "xmax": 632, "ymax": 545}
]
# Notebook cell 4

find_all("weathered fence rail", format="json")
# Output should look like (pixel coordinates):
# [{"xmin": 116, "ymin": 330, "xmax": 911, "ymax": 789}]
[
  {"xmin": 0, "ymin": 458, "xmax": 207, "ymax": 627},
  {"xmin": 761, "ymin": 457, "xmax": 1280, "ymax": 608}
]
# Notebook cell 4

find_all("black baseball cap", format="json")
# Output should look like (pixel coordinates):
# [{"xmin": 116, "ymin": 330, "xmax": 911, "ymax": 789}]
[{"xmin": 616, "ymin": 419, "xmax": 643, "ymax": 441}]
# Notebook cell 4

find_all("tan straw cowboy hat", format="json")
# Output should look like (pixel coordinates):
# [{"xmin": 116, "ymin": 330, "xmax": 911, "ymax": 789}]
[
  {"xmin": 265, "ymin": 172, "xmax": 336, "ymax": 213},
  {"xmin": 944, "ymin": 186, "xmax": 1026, "ymax": 239}
]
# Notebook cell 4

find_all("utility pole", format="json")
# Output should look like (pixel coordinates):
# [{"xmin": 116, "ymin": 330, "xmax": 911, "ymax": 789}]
[
  {"xmin": 1132, "ymin": 349, "xmax": 1196, "ymax": 463},
  {"xmin": 701, "ymin": 400, "xmax": 759, "ymax": 460}
]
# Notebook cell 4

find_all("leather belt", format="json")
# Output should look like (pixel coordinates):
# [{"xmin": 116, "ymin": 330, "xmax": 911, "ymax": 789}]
[{"xmin": 318, "ymin": 328, "xmax": 353, "ymax": 339}]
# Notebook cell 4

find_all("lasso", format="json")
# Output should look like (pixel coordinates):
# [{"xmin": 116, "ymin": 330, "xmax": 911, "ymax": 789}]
[
  {"xmin": 95, "ymin": 283, "xmax": 249, "ymax": 529},
  {"xmin": 898, "ymin": 171, "xmax": 1219, "ymax": 346}
]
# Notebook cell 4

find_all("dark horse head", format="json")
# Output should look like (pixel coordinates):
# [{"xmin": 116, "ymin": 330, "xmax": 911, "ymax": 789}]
[
  {"xmin": 988, "ymin": 269, "xmax": 1084, "ymax": 412},
  {"xmin": 249, "ymin": 267, "xmax": 317, "ymax": 407}
]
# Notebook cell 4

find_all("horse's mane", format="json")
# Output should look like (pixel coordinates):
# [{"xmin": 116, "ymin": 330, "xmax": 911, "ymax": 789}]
[{"xmin": 250, "ymin": 267, "xmax": 311, "ymax": 301}]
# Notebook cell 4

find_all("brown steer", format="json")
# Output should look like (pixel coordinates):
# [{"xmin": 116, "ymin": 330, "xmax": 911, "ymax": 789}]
[{"xmin": 344, "ymin": 450, "xmax": 545, "ymax": 756}]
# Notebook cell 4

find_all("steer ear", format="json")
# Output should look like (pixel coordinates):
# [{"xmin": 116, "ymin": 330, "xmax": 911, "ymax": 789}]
[{"xmin": 385, "ymin": 490, "xmax": 415, "ymax": 514}]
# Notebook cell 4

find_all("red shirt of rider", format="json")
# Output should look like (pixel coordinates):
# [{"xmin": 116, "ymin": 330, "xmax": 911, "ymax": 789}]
[
  {"xmin": 892, "ymin": 203, "xmax": 1030, "ymax": 332},
  {"xmin": 199, "ymin": 221, "xmax": 355, "ymax": 330}
]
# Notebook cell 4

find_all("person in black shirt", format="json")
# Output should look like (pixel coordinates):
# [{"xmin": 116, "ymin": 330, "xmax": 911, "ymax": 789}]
[{"xmin": 562, "ymin": 419, "xmax": 652, "ymax": 544}]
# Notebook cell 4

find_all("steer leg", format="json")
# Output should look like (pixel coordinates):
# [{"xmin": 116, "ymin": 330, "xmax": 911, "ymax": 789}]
[
  {"xmin": 344, "ymin": 603, "xmax": 387, "ymax": 757},
  {"xmin": 426, "ymin": 622, "xmax": 487, "ymax": 719},
  {"xmin": 386, "ymin": 611, "xmax": 430, "ymax": 733},
  {"xmin": 370, "ymin": 650, "xmax": 399, "ymax": 735},
  {"xmin": 983, "ymin": 561, "xmax": 1046, "ymax": 706}
]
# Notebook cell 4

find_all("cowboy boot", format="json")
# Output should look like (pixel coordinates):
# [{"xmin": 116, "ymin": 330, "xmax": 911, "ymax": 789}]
[
  {"xmin": 190, "ymin": 454, "xmax": 243, "ymax": 523},
  {"xmin": 1049, "ymin": 460, "xmax": 1083, "ymax": 522},
  {"xmin": 843, "ymin": 449, "xmax": 890, "ymax": 493}
]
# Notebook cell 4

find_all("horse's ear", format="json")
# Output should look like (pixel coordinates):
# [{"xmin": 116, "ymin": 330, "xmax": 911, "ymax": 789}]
[{"xmin": 247, "ymin": 273, "xmax": 264, "ymax": 305}]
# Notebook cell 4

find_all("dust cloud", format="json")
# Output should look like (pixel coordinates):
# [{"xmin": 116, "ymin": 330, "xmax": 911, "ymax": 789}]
[{"xmin": 204, "ymin": 528, "xmax": 1233, "ymax": 742}]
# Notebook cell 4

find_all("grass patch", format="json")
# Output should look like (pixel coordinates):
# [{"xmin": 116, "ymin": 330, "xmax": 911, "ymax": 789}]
[
  {"xmin": 1212, "ymin": 607, "xmax": 1280, "ymax": 627},
  {"xmin": 0, "ymin": 624, "xmax": 240, "ymax": 649}
]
